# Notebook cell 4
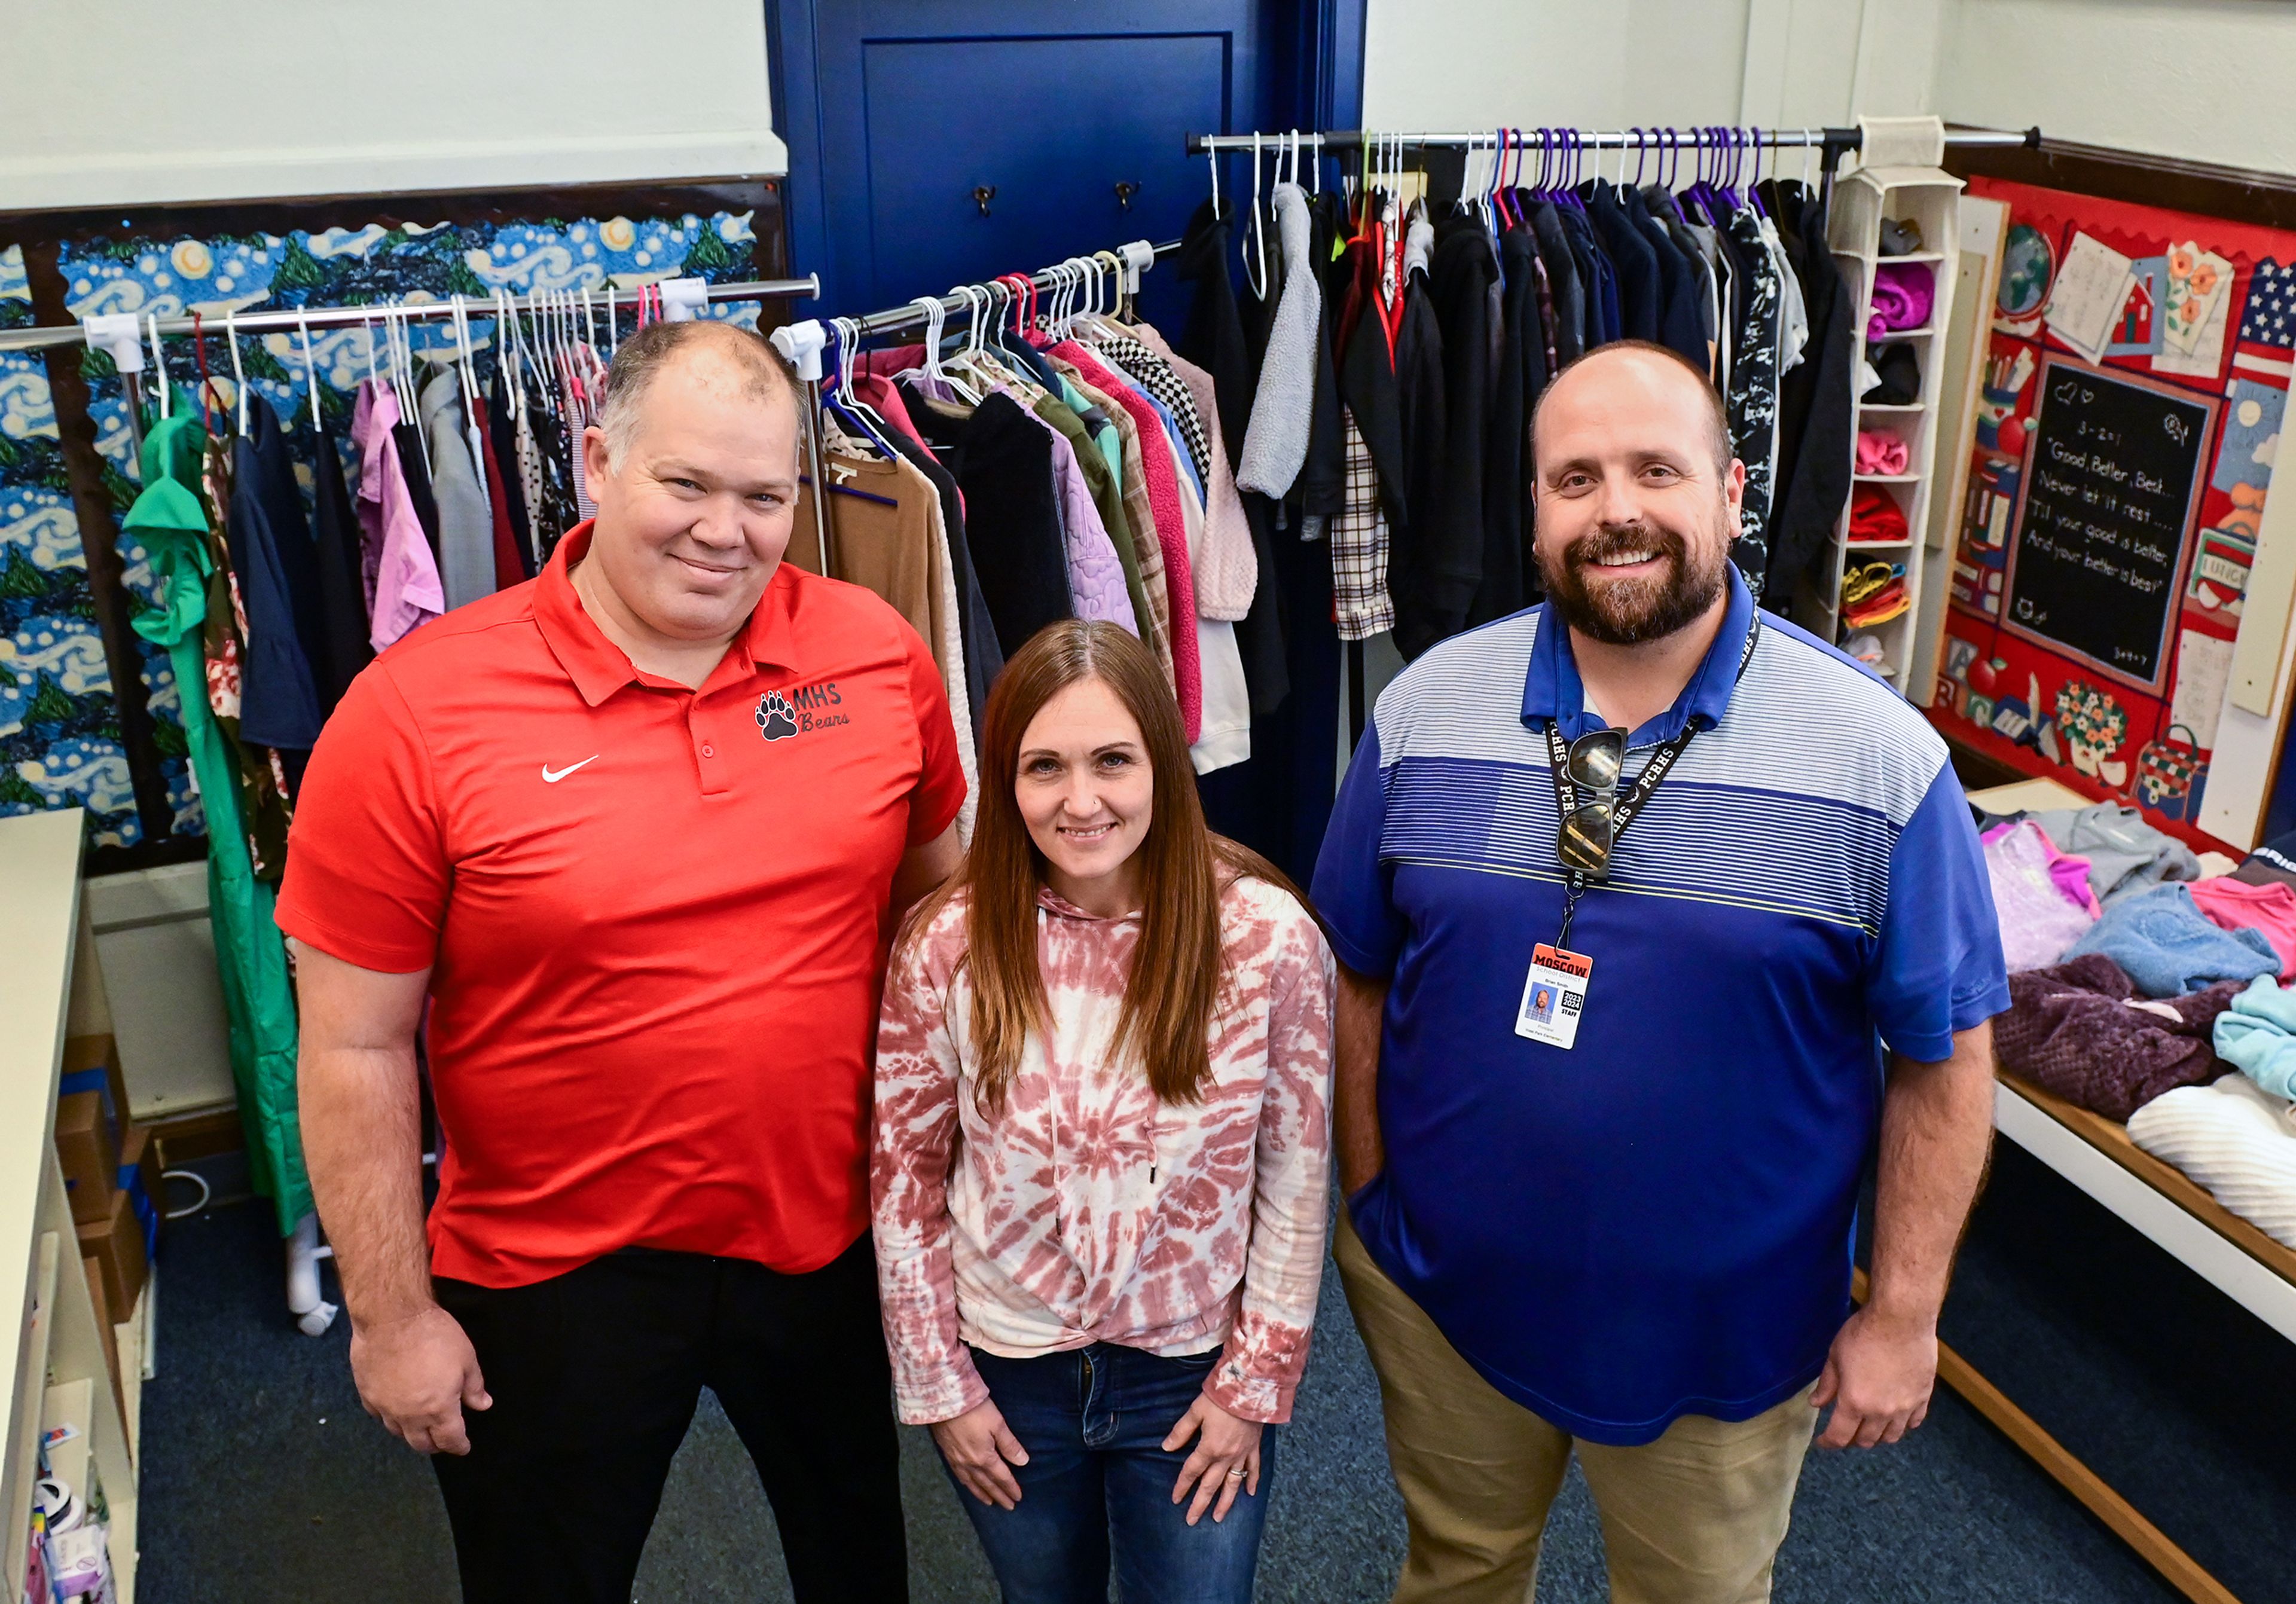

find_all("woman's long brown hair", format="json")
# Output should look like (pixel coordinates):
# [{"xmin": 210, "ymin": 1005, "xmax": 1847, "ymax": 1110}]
[{"xmin": 906, "ymin": 619, "xmax": 1300, "ymax": 1111}]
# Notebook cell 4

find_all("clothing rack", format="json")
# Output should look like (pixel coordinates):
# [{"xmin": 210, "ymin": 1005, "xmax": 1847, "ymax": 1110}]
[
  {"xmin": 1184, "ymin": 126, "xmax": 2041, "ymax": 155},
  {"xmin": 0, "ymin": 273, "xmax": 823, "ymax": 355},
  {"xmin": 770, "ymin": 238, "xmax": 1181, "ymax": 578}
]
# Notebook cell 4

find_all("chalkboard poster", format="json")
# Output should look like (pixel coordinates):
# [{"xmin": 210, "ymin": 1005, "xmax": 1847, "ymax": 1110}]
[{"xmin": 2001, "ymin": 356, "xmax": 2218, "ymax": 692}]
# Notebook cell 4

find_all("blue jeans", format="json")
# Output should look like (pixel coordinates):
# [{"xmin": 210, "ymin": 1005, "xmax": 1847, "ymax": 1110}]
[{"xmin": 950, "ymin": 1343, "xmax": 1275, "ymax": 1604}]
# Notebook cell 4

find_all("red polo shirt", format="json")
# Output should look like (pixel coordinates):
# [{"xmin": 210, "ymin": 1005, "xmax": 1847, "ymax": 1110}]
[{"xmin": 277, "ymin": 524, "xmax": 966, "ymax": 1287}]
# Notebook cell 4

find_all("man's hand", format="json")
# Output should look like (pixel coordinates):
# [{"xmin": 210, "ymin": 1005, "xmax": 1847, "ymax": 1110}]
[
  {"xmin": 931, "ymin": 1398, "xmax": 1030, "ymax": 1510},
  {"xmin": 1164, "ymin": 1392, "xmax": 1265, "ymax": 1526},
  {"xmin": 1810, "ymin": 1304, "xmax": 1936, "ymax": 1449},
  {"xmin": 350, "ymin": 1304, "xmax": 492, "ymax": 1456}
]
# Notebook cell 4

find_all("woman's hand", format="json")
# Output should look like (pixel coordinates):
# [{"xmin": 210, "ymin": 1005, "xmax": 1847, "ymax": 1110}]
[
  {"xmin": 1163, "ymin": 1391, "xmax": 1263, "ymax": 1525},
  {"xmin": 931, "ymin": 1399, "xmax": 1030, "ymax": 1510}
]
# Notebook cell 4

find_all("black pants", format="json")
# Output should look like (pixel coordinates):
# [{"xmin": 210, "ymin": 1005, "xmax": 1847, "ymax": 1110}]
[{"xmin": 431, "ymin": 1235, "xmax": 908, "ymax": 1602}]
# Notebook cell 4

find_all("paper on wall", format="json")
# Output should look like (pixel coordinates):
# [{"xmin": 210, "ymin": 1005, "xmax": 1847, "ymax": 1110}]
[
  {"xmin": 2046, "ymin": 232, "xmax": 2136, "ymax": 360},
  {"xmin": 2156, "ymin": 271, "xmax": 2233, "ymax": 378},
  {"xmin": 2164, "ymin": 243, "xmax": 2234, "ymax": 355},
  {"xmin": 2170, "ymin": 628, "xmax": 2235, "ymax": 748}
]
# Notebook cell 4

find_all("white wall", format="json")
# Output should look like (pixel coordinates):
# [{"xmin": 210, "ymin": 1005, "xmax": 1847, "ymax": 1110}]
[
  {"xmin": 0, "ymin": 0, "xmax": 785, "ymax": 212},
  {"xmin": 1362, "ymin": 0, "xmax": 1753, "ymax": 132},
  {"xmin": 1364, "ymin": 0, "xmax": 2296, "ymax": 181},
  {"xmin": 1935, "ymin": 0, "xmax": 2296, "ymax": 172}
]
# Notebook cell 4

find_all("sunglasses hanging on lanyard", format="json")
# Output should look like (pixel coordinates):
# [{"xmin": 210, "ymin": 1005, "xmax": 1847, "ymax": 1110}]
[{"xmin": 1518, "ymin": 616, "xmax": 1760, "ymax": 1051}]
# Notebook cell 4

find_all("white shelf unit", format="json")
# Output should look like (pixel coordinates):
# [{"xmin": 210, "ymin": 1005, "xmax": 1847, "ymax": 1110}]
[
  {"xmin": 1795, "ymin": 167, "xmax": 1965, "ymax": 691},
  {"xmin": 2, "ymin": 810, "xmax": 142, "ymax": 1602}
]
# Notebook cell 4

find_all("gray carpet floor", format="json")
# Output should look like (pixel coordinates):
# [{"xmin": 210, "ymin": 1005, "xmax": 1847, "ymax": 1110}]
[{"xmin": 133, "ymin": 1142, "xmax": 2288, "ymax": 1600}]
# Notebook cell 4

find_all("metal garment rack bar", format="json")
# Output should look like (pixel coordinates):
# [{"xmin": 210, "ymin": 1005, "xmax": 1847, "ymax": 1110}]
[
  {"xmin": 836, "ymin": 239, "xmax": 1181, "ymax": 342},
  {"xmin": 1185, "ymin": 126, "xmax": 2041, "ymax": 154},
  {"xmin": 0, "ymin": 274, "xmax": 823, "ymax": 355}
]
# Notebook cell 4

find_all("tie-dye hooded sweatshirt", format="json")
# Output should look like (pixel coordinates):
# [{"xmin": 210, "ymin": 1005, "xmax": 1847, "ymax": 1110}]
[{"xmin": 871, "ymin": 876, "xmax": 1335, "ymax": 1425}]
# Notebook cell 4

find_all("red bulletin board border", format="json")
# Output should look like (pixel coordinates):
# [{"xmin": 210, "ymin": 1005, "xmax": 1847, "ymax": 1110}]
[
  {"xmin": 1933, "ymin": 176, "xmax": 2296, "ymax": 854},
  {"xmin": 1997, "ymin": 354, "xmax": 2219, "ymax": 697}
]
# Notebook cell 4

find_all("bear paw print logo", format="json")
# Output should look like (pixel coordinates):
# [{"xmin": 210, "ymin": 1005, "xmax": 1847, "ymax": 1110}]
[{"xmin": 755, "ymin": 691, "xmax": 799, "ymax": 742}]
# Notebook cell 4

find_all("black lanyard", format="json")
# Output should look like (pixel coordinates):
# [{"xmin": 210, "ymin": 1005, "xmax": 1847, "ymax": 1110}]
[{"xmin": 1544, "ymin": 615, "xmax": 1759, "ymax": 948}]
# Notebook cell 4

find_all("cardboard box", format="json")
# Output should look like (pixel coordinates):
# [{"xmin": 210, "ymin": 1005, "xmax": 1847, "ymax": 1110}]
[
  {"xmin": 78, "ymin": 1187, "xmax": 146, "ymax": 1323},
  {"xmin": 118, "ymin": 1122, "xmax": 157, "ymax": 1202},
  {"xmin": 55, "ymin": 1090, "xmax": 118, "ymax": 1227}
]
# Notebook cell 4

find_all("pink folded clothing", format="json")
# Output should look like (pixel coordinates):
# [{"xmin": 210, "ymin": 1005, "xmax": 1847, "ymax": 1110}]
[
  {"xmin": 1855, "ymin": 431, "xmax": 1910, "ymax": 476},
  {"xmin": 1867, "ymin": 262, "xmax": 1935, "ymax": 339},
  {"xmin": 2190, "ymin": 876, "xmax": 2296, "ymax": 973}
]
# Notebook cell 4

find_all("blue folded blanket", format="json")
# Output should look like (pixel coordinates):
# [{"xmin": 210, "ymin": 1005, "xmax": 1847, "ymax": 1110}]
[
  {"xmin": 2213, "ymin": 973, "xmax": 2296, "ymax": 1099},
  {"xmin": 2060, "ymin": 883, "xmax": 2278, "ymax": 998}
]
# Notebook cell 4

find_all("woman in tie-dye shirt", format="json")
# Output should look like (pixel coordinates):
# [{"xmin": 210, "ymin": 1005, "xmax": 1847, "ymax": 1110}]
[{"xmin": 872, "ymin": 619, "xmax": 1335, "ymax": 1603}]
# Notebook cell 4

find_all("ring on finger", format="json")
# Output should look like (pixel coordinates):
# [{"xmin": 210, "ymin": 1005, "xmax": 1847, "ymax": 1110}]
[{"xmin": 1225, "ymin": 1466, "xmax": 1246, "ymax": 1480}]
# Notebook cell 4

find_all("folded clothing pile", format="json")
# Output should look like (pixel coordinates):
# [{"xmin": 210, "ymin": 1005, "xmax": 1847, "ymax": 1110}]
[
  {"xmin": 1996, "ymin": 953, "xmax": 2240, "ymax": 1120},
  {"xmin": 2014, "ymin": 802, "xmax": 2203, "ymax": 905},
  {"xmin": 1862, "ymin": 343, "xmax": 1921, "ymax": 405},
  {"xmin": 2127, "ymin": 1074, "xmax": 2296, "ymax": 1251},
  {"xmin": 1840, "ymin": 560, "xmax": 1908, "ymax": 628},
  {"xmin": 1867, "ymin": 262, "xmax": 1936, "ymax": 340},
  {"xmin": 1855, "ymin": 430, "xmax": 1910, "ymax": 477},
  {"xmin": 2188, "ymin": 876, "xmax": 2296, "ymax": 973},
  {"xmin": 1848, "ymin": 484, "xmax": 1908, "ymax": 547},
  {"xmin": 2214, "ymin": 973, "xmax": 2296, "ymax": 1098},
  {"xmin": 2060, "ymin": 882, "xmax": 2279, "ymax": 998},
  {"xmin": 1982, "ymin": 819, "xmax": 2098, "ymax": 971}
]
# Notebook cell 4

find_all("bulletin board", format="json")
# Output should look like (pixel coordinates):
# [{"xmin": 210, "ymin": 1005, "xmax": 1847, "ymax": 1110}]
[{"xmin": 1932, "ymin": 176, "xmax": 2296, "ymax": 851}]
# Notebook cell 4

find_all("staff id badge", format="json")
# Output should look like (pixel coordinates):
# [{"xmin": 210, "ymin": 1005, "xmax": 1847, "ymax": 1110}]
[{"xmin": 1515, "ymin": 943, "xmax": 1593, "ymax": 1049}]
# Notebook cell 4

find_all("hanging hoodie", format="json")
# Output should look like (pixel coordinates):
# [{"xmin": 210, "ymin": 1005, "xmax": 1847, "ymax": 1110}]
[{"xmin": 1236, "ymin": 184, "xmax": 1321, "ymax": 500}]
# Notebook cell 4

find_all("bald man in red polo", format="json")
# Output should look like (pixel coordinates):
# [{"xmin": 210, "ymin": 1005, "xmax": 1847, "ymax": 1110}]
[{"xmin": 282, "ymin": 320, "xmax": 961, "ymax": 1604}]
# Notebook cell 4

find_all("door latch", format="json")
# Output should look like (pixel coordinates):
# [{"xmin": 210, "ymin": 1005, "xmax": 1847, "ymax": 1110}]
[{"xmin": 972, "ymin": 185, "xmax": 997, "ymax": 217}]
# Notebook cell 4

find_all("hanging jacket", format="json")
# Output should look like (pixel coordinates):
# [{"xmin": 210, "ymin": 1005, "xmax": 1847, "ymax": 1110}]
[
  {"xmin": 1059, "ymin": 364, "xmax": 1180, "ymax": 700},
  {"xmin": 1412, "ymin": 221, "xmax": 1498, "ymax": 655},
  {"xmin": 1557, "ymin": 205, "xmax": 1621, "ymax": 347},
  {"xmin": 307, "ymin": 424, "xmax": 373, "ymax": 716},
  {"xmin": 1054, "ymin": 342, "xmax": 1204, "ymax": 740},
  {"xmin": 485, "ymin": 369, "xmax": 536, "ymax": 580},
  {"xmin": 1625, "ymin": 189, "xmax": 1709, "ymax": 369},
  {"xmin": 1723, "ymin": 206, "xmax": 1784, "ymax": 598},
  {"xmin": 1471, "ymin": 226, "xmax": 1543, "ymax": 627},
  {"xmin": 903, "ymin": 387, "xmax": 1073, "ymax": 661},
  {"xmin": 1394, "ymin": 255, "xmax": 1447, "ymax": 650},
  {"xmin": 352, "ymin": 381, "xmax": 444, "ymax": 651},
  {"xmin": 1297, "ymin": 191, "xmax": 1348, "ymax": 532},
  {"xmin": 1531, "ymin": 202, "xmax": 1587, "ymax": 368},
  {"xmin": 230, "ymin": 395, "xmax": 326, "ymax": 756},
  {"xmin": 123, "ymin": 412, "xmax": 311, "ymax": 1238},
  {"xmin": 420, "ymin": 371, "xmax": 495, "ymax": 613},
  {"xmin": 1586, "ymin": 182, "xmax": 1660, "ymax": 343},
  {"xmin": 881, "ymin": 429, "xmax": 997, "ymax": 743},
  {"xmin": 1178, "ymin": 199, "xmax": 1254, "ymax": 470},
  {"xmin": 1764, "ymin": 193, "xmax": 1858, "ymax": 608},
  {"xmin": 1237, "ymin": 184, "xmax": 1321, "ymax": 499}
]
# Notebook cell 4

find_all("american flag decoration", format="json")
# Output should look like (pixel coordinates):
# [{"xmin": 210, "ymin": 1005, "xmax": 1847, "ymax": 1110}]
[{"xmin": 2232, "ymin": 258, "xmax": 2296, "ymax": 389}]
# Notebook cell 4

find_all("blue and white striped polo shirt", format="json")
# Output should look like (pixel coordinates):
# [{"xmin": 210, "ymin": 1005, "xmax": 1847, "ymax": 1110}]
[{"xmin": 1312, "ymin": 566, "xmax": 2008, "ymax": 1446}]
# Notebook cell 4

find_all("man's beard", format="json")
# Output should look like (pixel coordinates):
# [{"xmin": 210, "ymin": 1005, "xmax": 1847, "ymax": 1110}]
[{"xmin": 1538, "ymin": 513, "xmax": 1732, "ymax": 646}]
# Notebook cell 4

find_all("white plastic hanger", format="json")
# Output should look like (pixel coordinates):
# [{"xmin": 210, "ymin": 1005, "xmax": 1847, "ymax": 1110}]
[
  {"xmin": 1244, "ymin": 133, "xmax": 1269, "ymax": 301},
  {"xmin": 225, "ymin": 310, "xmax": 251, "ymax": 433},
  {"xmin": 146, "ymin": 313, "xmax": 171, "ymax": 421},
  {"xmin": 297, "ymin": 313, "xmax": 320, "ymax": 431}
]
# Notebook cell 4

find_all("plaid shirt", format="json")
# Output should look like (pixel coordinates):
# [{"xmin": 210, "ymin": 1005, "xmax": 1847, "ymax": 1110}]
[
  {"xmin": 1092, "ymin": 333, "xmax": 1214, "ymax": 489},
  {"xmin": 1332, "ymin": 405, "xmax": 1394, "ymax": 641}
]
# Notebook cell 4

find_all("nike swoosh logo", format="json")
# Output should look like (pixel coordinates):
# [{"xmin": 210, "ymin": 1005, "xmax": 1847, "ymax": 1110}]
[{"xmin": 541, "ymin": 755, "xmax": 600, "ymax": 783}]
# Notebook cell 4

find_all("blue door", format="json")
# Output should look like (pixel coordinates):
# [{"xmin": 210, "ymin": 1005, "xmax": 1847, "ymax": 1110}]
[{"xmin": 773, "ymin": 0, "xmax": 1361, "ymax": 323}]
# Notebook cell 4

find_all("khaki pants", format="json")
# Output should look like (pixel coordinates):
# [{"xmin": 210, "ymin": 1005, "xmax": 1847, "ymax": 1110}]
[{"xmin": 1335, "ymin": 1213, "xmax": 1817, "ymax": 1604}]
